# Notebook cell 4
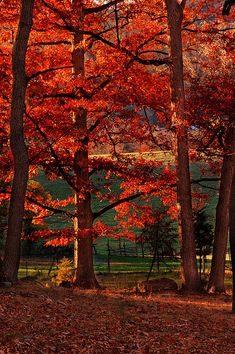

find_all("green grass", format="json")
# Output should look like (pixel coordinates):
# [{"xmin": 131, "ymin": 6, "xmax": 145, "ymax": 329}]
[
  {"xmin": 94, "ymin": 254, "xmax": 180, "ymax": 273},
  {"xmin": 18, "ymin": 256, "xmax": 181, "ymax": 289},
  {"xmin": 18, "ymin": 255, "xmax": 233, "ymax": 290}
]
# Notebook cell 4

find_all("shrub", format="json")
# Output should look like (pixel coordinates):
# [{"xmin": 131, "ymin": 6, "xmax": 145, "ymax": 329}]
[{"xmin": 55, "ymin": 257, "xmax": 74, "ymax": 286}]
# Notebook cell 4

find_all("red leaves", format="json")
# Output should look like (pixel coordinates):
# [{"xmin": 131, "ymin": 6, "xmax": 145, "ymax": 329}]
[
  {"xmin": 31, "ymin": 228, "xmax": 74, "ymax": 246},
  {"xmin": 1, "ymin": 0, "xmax": 233, "ymax": 251}
]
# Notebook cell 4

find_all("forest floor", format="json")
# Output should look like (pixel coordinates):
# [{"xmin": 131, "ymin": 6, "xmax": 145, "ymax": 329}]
[{"xmin": 0, "ymin": 281, "xmax": 234, "ymax": 354}]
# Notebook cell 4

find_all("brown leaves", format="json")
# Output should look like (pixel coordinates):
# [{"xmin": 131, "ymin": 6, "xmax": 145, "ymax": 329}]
[{"xmin": 0, "ymin": 282, "xmax": 234, "ymax": 353}]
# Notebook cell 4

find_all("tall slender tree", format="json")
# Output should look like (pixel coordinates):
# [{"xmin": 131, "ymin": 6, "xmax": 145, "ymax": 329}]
[
  {"xmin": 208, "ymin": 110, "xmax": 235, "ymax": 292},
  {"xmin": 229, "ymin": 171, "xmax": 235, "ymax": 312},
  {"xmin": 3, "ymin": 0, "xmax": 34, "ymax": 282},
  {"xmin": 164, "ymin": 0, "xmax": 201, "ymax": 291},
  {"xmin": 71, "ymin": 0, "xmax": 99, "ymax": 288}
]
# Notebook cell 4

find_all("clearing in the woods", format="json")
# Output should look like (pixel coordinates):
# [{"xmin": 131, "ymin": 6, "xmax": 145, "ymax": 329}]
[{"xmin": 0, "ymin": 281, "xmax": 234, "ymax": 354}]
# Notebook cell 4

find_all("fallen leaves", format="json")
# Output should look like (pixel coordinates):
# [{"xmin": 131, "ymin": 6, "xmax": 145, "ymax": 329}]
[{"xmin": 0, "ymin": 282, "xmax": 234, "ymax": 353}]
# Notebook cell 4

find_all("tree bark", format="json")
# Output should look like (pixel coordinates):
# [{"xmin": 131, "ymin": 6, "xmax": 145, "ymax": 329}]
[
  {"xmin": 165, "ymin": 0, "xmax": 201, "ymax": 292},
  {"xmin": 0, "ymin": 258, "xmax": 6, "ymax": 282},
  {"xmin": 229, "ymin": 171, "xmax": 235, "ymax": 313},
  {"xmin": 3, "ymin": 0, "xmax": 34, "ymax": 282},
  {"xmin": 208, "ymin": 114, "xmax": 235, "ymax": 292},
  {"xmin": 71, "ymin": 3, "xmax": 99, "ymax": 288}
]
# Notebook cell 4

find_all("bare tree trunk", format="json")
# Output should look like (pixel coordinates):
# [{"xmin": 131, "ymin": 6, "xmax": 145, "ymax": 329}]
[
  {"xmin": 165, "ymin": 0, "xmax": 200, "ymax": 292},
  {"xmin": 3, "ymin": 0, "xmax": 34, "ymax": 283},
  {"xmin": 141, "ymin": 241, "xmax": 145, "ymax": 258},
  {"xmin": 229, "ymin": 171, "xmax": 235, "ymax": 313},
  {"xmin": 71, "ymin": 3, "xmax": 99, "ymax": 288},
  {"xmin": 208, "ymin": 114, "xmax": 235, "ymax": 293},
  {"xmin": 147, "ymin": 225, "xmax": 159, "ymax": 281},
  {"xmin": 199, "ymin": 250, "xmax": 202, "ymax": 280}
]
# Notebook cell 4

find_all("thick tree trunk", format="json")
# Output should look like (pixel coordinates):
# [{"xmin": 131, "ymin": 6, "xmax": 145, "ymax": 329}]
[
  {"xmin": 165, "ymin": 0, "xmax": 201, "ymax": 292},
  {"xmin": 3, "ymin": 0, "xmax": 34, "ymax": 282},
  {"xmin": 72, "ymin": 107, "xmax": 99, "ymax": 288},
  {"xmin": 0, "ymin": 258, "xmax": 6, "ymax": 282},
  {"xmin": 71, "ymin": 4, "xmax": 99, "ymax": 288},
  {"xmin": 229, "ymin": 172, "xmax": 235, "ymax": 313},
  {"xmin": 208, "ymin": 114, "xmax": 235, "ymax": 293}
]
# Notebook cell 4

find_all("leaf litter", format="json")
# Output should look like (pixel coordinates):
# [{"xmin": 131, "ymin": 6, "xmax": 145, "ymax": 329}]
[{"xmin": 0, "ymin": 282, "xmax": 234, "ymax": 353}]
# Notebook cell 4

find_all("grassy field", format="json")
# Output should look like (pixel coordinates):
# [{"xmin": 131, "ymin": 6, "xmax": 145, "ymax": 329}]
[{"xmin": 19, "ymin": 254, "xmax": 233, "ymax": 290}]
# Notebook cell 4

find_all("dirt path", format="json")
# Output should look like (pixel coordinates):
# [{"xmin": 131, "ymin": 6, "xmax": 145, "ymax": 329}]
[{"xmin": 0, "ymin": 282, "xmax": 234, "ymax": 353}]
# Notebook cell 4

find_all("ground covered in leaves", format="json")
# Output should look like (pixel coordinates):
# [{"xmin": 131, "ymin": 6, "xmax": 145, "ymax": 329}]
[{"xmin": 0, "ymin": 281, "xmax": 234, "ymax": 353}]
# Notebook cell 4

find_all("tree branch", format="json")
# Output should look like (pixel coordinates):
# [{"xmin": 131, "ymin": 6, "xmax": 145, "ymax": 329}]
[
  {"xmin": 25, "ymin": 112, "xmax": 77, "ymax": 192},
  {"xmin": 30, "ymin": 40, "xmax": 71, "ymax": 46},
  {"xmin": 191, "ymin": 177, "xmax": 220, "ymax": 184},
  {"xmin": 93, "ymin": 176, "xmax": 220, "ymax": 219},
  {"xmin": 27, "ymin": 66, "xmax": 73, "ymax": 82},
  {"xmin": 27, "ymin": 196, "xmax": 74, "ymax": 218},
  {"xmin": 81, "ymin": 30, "xmax": 169, "ymax": 67},
  {"xmin": 93, "ymin": 192, "xmax": 143, "ymax": 219},
  {"xmin": 84, "ymin": 0, "xmax": 123, "ymax": 14}
]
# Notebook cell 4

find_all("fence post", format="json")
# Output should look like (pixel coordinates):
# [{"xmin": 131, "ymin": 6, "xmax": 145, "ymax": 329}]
[
  {"xmin": 123, "ymin": 242, "xmax": 126, "ymax": 256},
  {"xmin": 119, "ymin": 237, "xmax": 122, "ymax": 256},
  {"xmin": 107, "ymin": 239, "xmax": 111, "ymax": 273}
]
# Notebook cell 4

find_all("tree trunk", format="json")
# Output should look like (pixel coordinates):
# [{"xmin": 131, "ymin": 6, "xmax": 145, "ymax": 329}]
[
  {"xmin": 3, "ymin": 0, "xmax": 34, "ymax": 282},
  {"xmin": 199, "ymin": 250, "xmax": 202, "ymax": 280},
  {"xmin": 71, "ymin": 4, "xmax": 99, "ymax": 288},
  {"xmin": 202, "ymin": 256, "xmax": 206, "ymax": 275},
  {"xmin": 119, "ymin": 237, "xmax": 122, "ymax": 255},
  {"xmin": 141, "ymin": 241, "xmax": 145, "ymax": 258},
  {"xmin": 208, "ymin": 114, "xmax": 235, "ymax": 293},
  {"xmin": 147, "ymin": 225, "xmax": 159, "ymax": 281},
  {"xmin": 73, "ymin": 125, "xmax": 99, "ymax": 287},
  {"xmin": 229, "ymin": 172, "xmax": 235, "ymax": 313},
  {"xmin": 0, "ymin": 258, "xmax": 6, "ymax": 282},
  {"xmin": 165, "ymin": 0, "xmax": 201, "ymax": 292}
]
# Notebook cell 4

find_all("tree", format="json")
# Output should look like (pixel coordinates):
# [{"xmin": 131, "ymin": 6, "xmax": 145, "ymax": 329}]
[
  {"xmin": 1, "ymin": 0, "xmax": 34, "ymax": 283},
  {"xmin": 184, "ymin": 15, "xmax": 235, "ymax": 293},
  {"xmin": 208, "ymin": 112, "xmax": 235, "ymax": 292},
  {"xmin": 139, "ymin": 210, "xmax": 178, "ymax": 279},
  {"xmin": 71, "ymin": 1, "xmax": 99, "ymax": 288},
  {"xmin": 194, "ymin": 208, "xmax": 214, "ymax": 279},
  {"xmin": 164, "ymin": 0, "xmax": 201, "ymax": 291},
  {"xmin": 22, "ymin": 0, "xmax": 171, "ymax": 288},
  {"xmin": 2, "ymin": 0, "xmax": 230, "ymax": 290},
  {"xmin": 229, "ymin": 171, "xmax": 235, "ymax": 312}
]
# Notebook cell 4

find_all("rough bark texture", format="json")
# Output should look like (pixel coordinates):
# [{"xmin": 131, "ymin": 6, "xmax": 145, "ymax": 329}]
[
  {"xmin": 72, "ymin": 4, "xmax": 99, "ymax": 288},
  {"xmin": 165, "ymin": 0, "xmax": 201, "ymax": 292},
  {"xmin": 208, "ymin": 114, "xmax": 235, "ymax": 292},
  {"xmin": 229, "ymin": 172, "xmax": 235, "ymax": 312},
  {"xmin": 3, "ymin": 0, "xmax": 34, "ymax": 283}
]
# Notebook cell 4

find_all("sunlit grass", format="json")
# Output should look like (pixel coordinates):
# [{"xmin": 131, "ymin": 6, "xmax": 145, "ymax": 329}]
[
  {"xmin": 18, "ymin": 255, "xmax": 232, "ymax": 290},
  {"xmin": 90, "ymin": 150, "xmax": 173, "ymax": 161}
]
